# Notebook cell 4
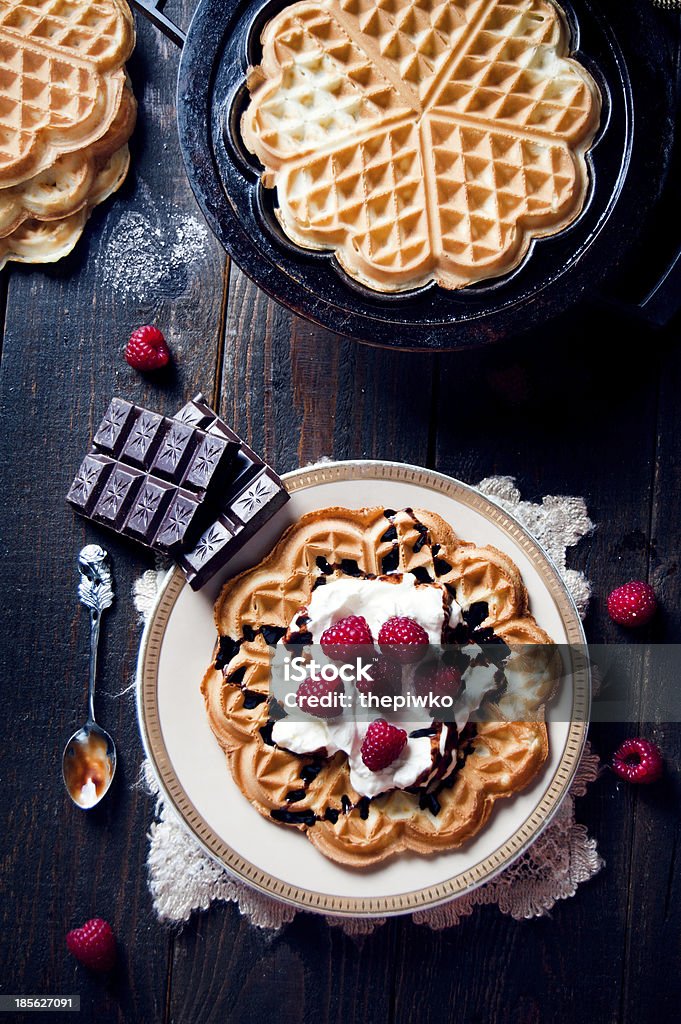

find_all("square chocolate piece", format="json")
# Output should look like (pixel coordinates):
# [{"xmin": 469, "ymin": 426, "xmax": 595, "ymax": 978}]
[
  {"xmin": 124, "ymin": 477, "xmax": 175, "ymax": 542},
  {"xmin": 232, "ymin": 468, "xmax": 283, "ymax": 523},
  {"xmin": 152, "ymin": 489, "xmax": 204, "ymax": 553},
  {"xmin": 67, "ymin": 454, "xmax": 115, "ymax": 514},
  {"xmin": 182, "ymin": 518, "xmax": 241, "ymax": 572},
  {"xmin": 183, "ymin": 432, "xmax": 235, "ymax": 492},
  {"xmin": 92, "ymin": 398, "xmax": 136, "ymax": 455},
  {"xmin": 93, "ymin": 465, "xmax": 144, "ymax": 528},
  {"xmin": 150, "ymin": 420, "xmax": 196, "ymax": 481},
  {"xmin": 121, "ymin": 410, "xmax": 166, "ymax": 468},
  {"xmin": 174, "ymin": 399, "xmax": 214, "ymax": 430}
]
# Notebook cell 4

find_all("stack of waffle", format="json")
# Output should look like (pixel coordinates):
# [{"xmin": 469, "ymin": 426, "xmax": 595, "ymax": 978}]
[{"xmin": 0, "ymin": 0, "xmax": 136, "ymax": 270}]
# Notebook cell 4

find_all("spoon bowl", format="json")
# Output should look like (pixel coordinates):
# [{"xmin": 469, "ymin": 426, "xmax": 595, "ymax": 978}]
[{"xmin": 62, "ymin": 722, "xmax": 117, "ymax": 810}]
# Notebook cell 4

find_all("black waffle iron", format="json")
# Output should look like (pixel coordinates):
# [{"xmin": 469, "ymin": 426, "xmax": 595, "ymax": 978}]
[{"xmin": 130, "ymin": 0, "xmax": 681, "ymax": 349}]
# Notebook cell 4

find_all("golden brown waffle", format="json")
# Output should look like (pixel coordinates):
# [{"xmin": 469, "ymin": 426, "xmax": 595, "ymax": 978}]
[
  {"xmin": 0, "ymin": 0, "xmax": 134, "ymax": 187},
  {"xmin": 242, "ymin": 0, "xmax": 601, "ymax": 292},
  {"xmin": 0, "ymin": 82, "xmax": 134, "ymax": 234},
  {"xmin": 0, "ymin": 139, "xmax": 129, "ymax": 267},
  {"xmin": 204, "ymin": 506, "xmax": 556, "ymax": 866}
]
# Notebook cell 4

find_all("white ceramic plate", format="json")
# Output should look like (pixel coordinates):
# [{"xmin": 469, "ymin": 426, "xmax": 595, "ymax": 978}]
[{"xmin": 137, "ymin": 461, "xmax": 589, "ymax": 917}]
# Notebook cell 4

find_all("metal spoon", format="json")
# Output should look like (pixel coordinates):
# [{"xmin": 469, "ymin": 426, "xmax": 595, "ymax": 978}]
[{"xmin": 62, "ymin": 545, "xmax": 116, "ymax": 809}]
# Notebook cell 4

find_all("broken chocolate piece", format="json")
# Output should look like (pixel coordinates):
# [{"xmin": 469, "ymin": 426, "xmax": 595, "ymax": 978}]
[{"xmin": 173, "ymin": 396, "xmax": 289, "ymax": 589}]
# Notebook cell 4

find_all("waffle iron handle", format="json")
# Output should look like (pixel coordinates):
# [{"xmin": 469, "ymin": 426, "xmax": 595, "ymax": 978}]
[
  {"xmin": 594, "ymin": 242, "xmax": 681, "ymax": 329},
  {"xmin": 128, "ymin": 0, "xmax": 185, "ymax": 48},
  {"xmin": 635, "ymin": 243, "xmax": 681, "ymax": 327}
]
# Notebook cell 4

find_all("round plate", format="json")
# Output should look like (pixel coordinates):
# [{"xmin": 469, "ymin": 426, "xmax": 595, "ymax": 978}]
[{"xmin": 137, "ymin": 461, "xmax": 589, "ymax": 917}]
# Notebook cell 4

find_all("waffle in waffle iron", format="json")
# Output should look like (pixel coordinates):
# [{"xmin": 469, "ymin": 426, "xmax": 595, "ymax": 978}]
[
  {"xmin": 241, "ymin": 0, "xmax": 601, "ymax": 293},
  {"xmin": 203, "ymin": 507, "xmax": 560, "ymax": 866}
]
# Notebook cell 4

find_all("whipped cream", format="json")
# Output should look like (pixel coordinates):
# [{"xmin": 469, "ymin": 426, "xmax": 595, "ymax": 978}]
[
  {"xmin": 272, "ymin": 574, "xmax": 470, "ymax": 798},
  {"xmin": 451, "ymin": 647, "xmax": 500, "ymax": 731},
  {"xmin": 273, "ymin": 648, "xmax": 497, "ymax": 799},
  {"xmin": 272, "ymin": 716, "xmax": 355, "ymax": 759},
  {"xmin": 272, "ymin": 714, "xmax": 433, "ymax": 798},
  {"xmin": 299, "ymin": 572, "xmax": 462, "ymax": 643}
]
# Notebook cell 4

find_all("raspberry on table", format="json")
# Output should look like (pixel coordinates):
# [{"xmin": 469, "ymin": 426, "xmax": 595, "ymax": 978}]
[
  {"xmin": 361, "ymin": 718, "xmax": 408, "ymax": 772},
  {"xmin": 378, "ymin": 616, "xmax": 429, "ymax": 663},
  {"xmin": 612, "ymin": 737, "xmax": 664, "ymax": 784},
  {"xmin": 125, "ymin": 325, "xmax": 171, "ymax": 372},
  {"xmin": 296, "ymin": 673, "xmax": 345, "ymax": 719},
  {"xmin": 66, "ymin": 918, "xmax": 116, "ymax": 972},
  {"xmin": 607, "ymin": 581, "xmax": 657, "ymax": 627},
  {"xmin": 320, "ymin": 615, "xmax": 373, "ymax": 662}
]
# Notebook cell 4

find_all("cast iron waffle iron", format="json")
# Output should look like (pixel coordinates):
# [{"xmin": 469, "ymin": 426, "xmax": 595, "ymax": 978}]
[{"xmin": 131, "ymin": 0, "xmax": 680, "ymax": 349}]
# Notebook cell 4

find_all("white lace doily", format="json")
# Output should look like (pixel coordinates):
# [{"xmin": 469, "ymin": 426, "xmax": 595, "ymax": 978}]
[{"xmin": 134, "ymin": 475, "xmax": 602, "ymax": 933}]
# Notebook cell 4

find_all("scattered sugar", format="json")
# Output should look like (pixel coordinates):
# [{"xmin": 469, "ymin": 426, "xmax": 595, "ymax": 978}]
[{"xmin": 100, "ymin": 208, "xmax": 210, "ymax": 301}]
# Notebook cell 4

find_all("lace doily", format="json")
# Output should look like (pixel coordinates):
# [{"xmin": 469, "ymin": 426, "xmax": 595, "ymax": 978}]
[{"xmin": 135, "ymin": 475, "xmax": 602, "ymax": 933}]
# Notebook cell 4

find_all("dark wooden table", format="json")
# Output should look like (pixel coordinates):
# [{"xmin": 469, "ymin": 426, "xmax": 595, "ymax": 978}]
[{"xmin": 1, "ymin": 2, "xmax": 680, "ymax": 1021}]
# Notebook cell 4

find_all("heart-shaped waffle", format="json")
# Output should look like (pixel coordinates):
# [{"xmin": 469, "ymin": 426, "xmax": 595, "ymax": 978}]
[
  {"xmin": 0, "ymin": 0, "xmax": 134, "ymax": 187},
  {"xmin": 0, "ymin": 81, "xmax": 134, "ymax": 234},
  {"xmin": 204, "ymin": 506, "xmax": 557, "ymax": 866},
  {"xmin": 242, "ymin": 0, "xmax": 601, "ymax": 292}
]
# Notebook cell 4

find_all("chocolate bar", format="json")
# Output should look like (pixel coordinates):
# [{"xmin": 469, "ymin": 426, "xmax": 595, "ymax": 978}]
[
  {"xmin": 173, "ymin": 395, "xmax": 289, "ymax": 589},
  {"xmin": 67, "ymin": 395, "xmax": 289, "ymax": 589},
  {"xmin": 67, "ymin": 398, "xmax": 239, "ymax": 553}
]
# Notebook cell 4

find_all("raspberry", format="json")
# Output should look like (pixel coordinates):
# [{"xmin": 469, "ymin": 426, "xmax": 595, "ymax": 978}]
[
  {"xmin": 414, "ymin": 661, "xmax": 462, "ymax": 702},
  {"xmin": 66, "ymin": 918, "xmax": 116, "ymax": 972},
  {"xmin": 355, "ymin": 655, "xmax": 402, "ymax": 699},
  {"xmin": 607, "ymin": 581, "xmax": 657, "ymax": 627},
  {"xmin": 612, "ymin": 737, "xmax": 664, "ymax": 784},
  {"xmin": 361, "ymin": 718, "xmax": 408, "ymax": 772},
  {"xmin": 124, "ymin": 325, "xmax": 170, "ymax": 372},
  {"xmin": 296, "ymin": 673, "xmax": 345, "ymax": 719},
  {"xmin": 378, "ymin": 616, "xmax": 429, "ymax": 663},
  {"xmin": 320, "ymin": 615, "xmax": 373, "ymax": 662}
]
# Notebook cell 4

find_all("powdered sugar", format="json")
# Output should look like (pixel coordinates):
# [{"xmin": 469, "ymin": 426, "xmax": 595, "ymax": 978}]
[{"xmin": 100, "ymin": 208, "xmax": 209, "ymax": 301}]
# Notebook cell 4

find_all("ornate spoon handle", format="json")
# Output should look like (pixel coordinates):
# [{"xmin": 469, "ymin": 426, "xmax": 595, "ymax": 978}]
[{"xmin": 77, "ymin": 546, "xmax": 114, "ymax": 725}]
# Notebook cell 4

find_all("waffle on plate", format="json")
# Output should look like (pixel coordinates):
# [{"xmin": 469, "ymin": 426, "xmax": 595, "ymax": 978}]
[
  {"xmin": 241, "ymin": 0, "xmax": 601, "ymax": 293},
  {"xmin": 203, "ymin": 506, "xmax": 560, "ymax": 867}
]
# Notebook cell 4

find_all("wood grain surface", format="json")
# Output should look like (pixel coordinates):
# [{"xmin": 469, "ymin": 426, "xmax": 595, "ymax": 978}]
[{"xmin": 0, "ymin": 1, "xmax": 680, "ymax": 1022}]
